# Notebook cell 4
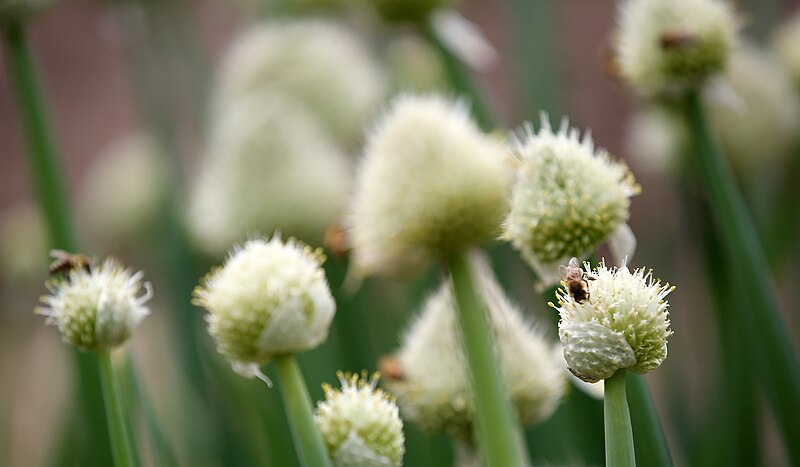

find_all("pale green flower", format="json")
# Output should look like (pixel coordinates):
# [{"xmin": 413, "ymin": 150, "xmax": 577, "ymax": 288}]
[{"xmin": 315, "ymin": 373, "xmax": 405, "ymax": 467}]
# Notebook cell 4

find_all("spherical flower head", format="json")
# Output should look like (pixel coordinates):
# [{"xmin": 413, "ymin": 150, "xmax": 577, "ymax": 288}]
[
  {"xmin": 504, "ymin": 116, "xmax": 639, "ymax": 284},
  {"xmin": 615, "ymin": 0, "xmax": 737, "ymax": 97},
  {"xmin": 773, "ymin": 11, "xmax": 800, "ymax": 88},
  {"xmin": 216, "ymin": 20, "xmax": 385, "ymax": 144},
  {"xmin": 187, "ymin": 93, "xmax": 351, "ymax": 257},
  {"xmin": 706, "ymin": 43, "xmax": 800, "ymax": 171},
  {"xmin": 37, "ymin": 256, "xmax": 152, "ymax": 351},
  {"xmin": 349, "ymin": 94, "xmax": 509, "ymax": 278},
  {"xmin": 194, "ymin": 236, "xmax": 336, "ymax": 381},
  {"xmin": 385, "ymin": 255, "xmax": 565, "ymax": 439},
  {"xmin": 315, "ymin": 372, "xmax": 405, "ymax": 467},
  {"xmin": 552, "ymin": 260, "xmax": 674, "ymax": 383}
]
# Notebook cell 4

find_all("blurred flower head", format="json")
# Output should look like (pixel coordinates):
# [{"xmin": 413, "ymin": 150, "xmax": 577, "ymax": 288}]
[
  {"xmin": 348, "ymin": 94, "xmax": 509, "ymax": 278},
  {"xmin": 504, "ymin": 116, "xmax": 639, "ymax": 287},
  {"xmin": 216, "ymin": 19, "xmax": 385, "ymax": 145},
  {"xmin": 773, "ymin": 10, "xmax": 800, "ymax": 88},
  {"xmin": 187, "ymin": 93, "xmax": 351, "ymax": 257},
  {"xmin": 194, "ymin": 236, "xmax": 336, "ymax": 382},
  {"xmin": 552, "ymin": 260, "xmax": 674, "ymax": 383},
  {"xmin": 315, "ymin": 372, "xmax": 405, "ymax": 467},
  {"xmin": 624, "ymin": 107, "xmax": 687, "ymax": 175},
  {"xmin": 385, "ymin": 34, "xmax": 448, "ymax": 93},
  {"xmin": 78, "ymin": 133, "xmax": 167, "ymax": 251},
  {"xmin": 37, "ymin": 255, "xmax": 152, "ymax": 351},
  {"xmin": 615, "ymin": 0, "xmax": 737, "ymax": 97},
  {"xmin": 385, "ymin": 255, "xmax": 565, "ymax": 439}
]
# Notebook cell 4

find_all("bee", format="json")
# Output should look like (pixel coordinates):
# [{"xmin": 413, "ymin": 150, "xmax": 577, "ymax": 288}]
[
  {"xmin": 378, "ymin": 356, "xmax": 405, "ymax": 382},
  {"xmin": 324, "ymin": 222, "xmax": 350, "ymax": 260},
  {"xmin": 48, "ymin": 250, "xmax": 92, "ymax": 276},
  {"xmin": 660, "ymin": 31, "xmax": 695, "ymax": 50},
  {"xmin": 558, "ymin": 257, "xmax": 595, "ymax": 304}
]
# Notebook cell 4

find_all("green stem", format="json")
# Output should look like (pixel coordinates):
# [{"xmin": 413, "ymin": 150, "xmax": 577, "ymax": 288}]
[
  {"xmin": 626, "ymin": 374, "xmax": 672, "ymax": 467},
  {"xmin": 447, "ymin": 252, "xmax": 526, "ymax": 467},
  {"xmin": 98, "ymin": 351, "xmax": 137, "ymax": 467},
  {"xmin": 683, "ymin": 90, "xmax": 800, "ymax": 464},
  {"xmin": 604, "ymin": 369, "xmax": 635, "ymax": 467},
  {"xmin": 274, "ymin": 354, "xmax": 333, "ymax": 467},
  {"xmin": 423, "ymin": 24, "xmax": 497, "ymax": 131}
]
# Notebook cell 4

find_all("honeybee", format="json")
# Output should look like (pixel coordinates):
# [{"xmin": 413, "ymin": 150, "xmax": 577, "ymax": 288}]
[
  {"xmin": 378, "ymin": 356, "xmax": 405, "ymax": 382},
  {"xmin": 558, "ymin": 257, "xmax": 595, "ymax": 304},
  {"xmin": 48, "ymin": 250, "xmax": 92, "ymax": 276},
  {"xmin": 660, "ymin": 31, "xmax": 695, "ymax": 50}
]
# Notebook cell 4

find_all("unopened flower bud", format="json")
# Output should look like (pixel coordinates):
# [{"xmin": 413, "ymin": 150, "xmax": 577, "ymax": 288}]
[
  {"xmin": 552, "ymin": 260, "xmax": 674, "ymax": 383},
  {"xmin": 614, "ymin": 0, "xmax": 738, "ymax": 97},
  {"xmin": 315, "ymin": 372, "xmax": 405, "ymax": 467},
  {"xmin": 37, "ymin": 255, "xmax": 152, "ymax": 351},
  {"xmin": 504, "ymin": 116, "xmax": 639, "ymax": 287},
  {"xmin": 348, "ymin": 94, "xmax": 509, "ymax": 278},
  {"xmin": 194, "ymin": 236, "xmax": 336, "ymax": 381}
]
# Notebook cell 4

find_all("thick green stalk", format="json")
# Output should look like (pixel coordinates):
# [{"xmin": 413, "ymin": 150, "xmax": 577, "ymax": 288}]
[
  {"xmin": 626, "ymin": 374, "xmax": 673, "ymax": 467},
  {"xmin": 447, "ymin": 252, "xmax": 526, "ymax": 467},
  {"xmin": 3, "ymin": 22, "xmax": 113, "ymax": 467},
  {"xmin": 274, "ymin": 354, "xmax": 333, "ymax": 467},
  {"xmin": 604, "ymin": 369, "xmax": 635, "ymax": 467},
  {"xmin": 683, "ymin": 90, "xmax": 800, "ymax": 464},
  {"xmin": 98, "ymin": 351, "xmax": 137, "ymax": 467}
]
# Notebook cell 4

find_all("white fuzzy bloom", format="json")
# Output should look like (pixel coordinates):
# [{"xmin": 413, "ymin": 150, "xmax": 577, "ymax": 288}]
[
  {"xmin": 187, "ymin": 93, "xmax": 351, "ymax": 257},
  {"xmin": 504, "ymin": 116, "xmax": 639, "ymax": 288},
  {"xmin": 706, "ymin": 44, "xmax": 800, "ymax": 170},
  {"xmin": 385, "ymin": 255, "xmax": 566, "ymax": 439},
  {"xmin": 552, "ymin": 260, "xmax": 674, "ymax": 383},
  {"xmin": 774, "ymin": 11, "xmax": 800, "ymax": 88},
  {"xmin": 315, "ymin": 373, "xmax": 405, "ymax": 467},
  {"xmin": 216, "ymin": 20, "xmax": 385, "ymax": 144},
  {"xmin": 194, "ymin": 236, "xmax": 335, "ymax": 381},
  {"xmin": 349, "ymin": 94, "xmax": 509, "ymax": 278},
  {"xmin": 615, "ymin": 0, "xmax": 737, "ymax": 96},
  {"xmin": 37, "ymin": 257, "xmax": 152, "ymax": 351},
  {"xmin": 78, "ymin": 133, "xmax": 167, "ymax": 249}
]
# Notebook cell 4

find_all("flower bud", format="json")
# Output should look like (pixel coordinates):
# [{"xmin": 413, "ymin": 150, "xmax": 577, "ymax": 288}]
[
  {"xmin": 37, "ymin": 255, "xmax": 152, "ymax": 351},
  {"xmin": 384, "ymin": 255, "xmax": 565, "ymax": 439},
  {"xmin": 348, "ymin": 94, "xmax": 509, "ymax": 278},
  {"xmin": 216, "ymin": 20, "xmax": 385, "ymax": 144},
  {"xmin": 315, "ymin": 372, "xmax": 405, "ymax": 467},
  {"xmin": 194, "ymin": 236, "xmax": 336, "ymax": 381},
  {"xmin": 552, "ymin": 260, "xmax": 674, "ymax": 383},
  {"xmin": 504, "ymin": 116, "xmax": 639, "ymax": 287},
  {"xmin": 614, "ymin": 0, "xmax": 738, "ymax": 97}
]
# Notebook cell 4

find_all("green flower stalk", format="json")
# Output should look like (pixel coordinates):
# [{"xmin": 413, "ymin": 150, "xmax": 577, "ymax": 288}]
[
  {"xmin": 38, "ymin": 254, "xmax": 152, "ymax": 467},
  {"xmin": 348, "ymin": 94, "xmax": 523, "ymax": 466},
  {"xmin": 194, "ymin": 235, "xmax": 335, "ymax": 467},
  {"xmin": 315, "ymin": 373, "xmax": 405, "ymax": 467},
  {"xmin": 551, "ymin": 260, "xmax": 674, "ymax": 467}
]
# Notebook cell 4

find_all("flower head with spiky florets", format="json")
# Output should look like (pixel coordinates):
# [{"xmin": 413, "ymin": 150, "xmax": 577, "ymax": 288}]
[
  {"xmin": 315, "ymin": 372, "xmax": 405, "ymax": 467},
  {"xmin": 348, "ymin": 94, "xmax": 509, "ymax": 278},
  {"xmin": 615, "ymin": 0, "xmax": 738, "ymax": 97},
  {"xmin": 551, "ymin": 260, "xmax": 674, "ymax": 383},
  {"xmin": 194, "ymin": 236, "xmax": 335, "ymax": 383},
  {"xmin": 504, "ymin": 115, "xmax": 639, "ymax": 287},
  {"xmin": 37, "ymin": 256, "xmax": 152, "ymax": 351}
]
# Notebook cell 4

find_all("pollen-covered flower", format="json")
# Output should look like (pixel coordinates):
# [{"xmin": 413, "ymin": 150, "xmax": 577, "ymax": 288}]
[
  {"xmin": 504, "ymin": 116, "xmax": 639, "ymax": 288},
  {"xmin": 348, "ymin": 94, "xmax": 509, "ymax": 278},
  {"xmin": 315, "ymin": 373, "xmax": 405, "ymax": 467},
  {"xmin": 37, "ymin": 256, "xmax": 152, "ymax": 351},
  {"xmin": 552, "ymin": 260, "xmax": 674, "ymax": 383},
  {"xmin": 614, "ymin": 0, "xmax": 738, "ymax": 96},
  {"xmin": 187, "ymin": 93, "xmax": 351, "ymax": 257},
  {"xmin": 216, "ymin": 19, "xmax": 385, "ymax": 144},
  {"xmin": 194, "ymin": 236, "xmax": 335, "ymax": 382},
  {"xmin": 384, "ymin": 255, "xmax": 565, "ymax": 439},
  {"xmin": 774, "ymin": 11, "xmax": 800, "ymax": 88}
]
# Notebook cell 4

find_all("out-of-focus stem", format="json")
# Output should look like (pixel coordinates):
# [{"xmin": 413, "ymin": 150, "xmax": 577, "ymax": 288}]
[
  {"xmin": 604, "ymin": 369, "xmax": 635, "ymax": 467},
  {"xmin": 626, "ymin": 373, "xmax": 673, "ymax": 467},
  {"xmin": 98, "ymin": 351, "xmax": 137, "ymax": 467}
]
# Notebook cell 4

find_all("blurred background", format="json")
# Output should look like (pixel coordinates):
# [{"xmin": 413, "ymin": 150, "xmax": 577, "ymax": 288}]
[{"xmin": 2, "ymin": 0, "xmax": 800, "ymax": 466}]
